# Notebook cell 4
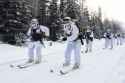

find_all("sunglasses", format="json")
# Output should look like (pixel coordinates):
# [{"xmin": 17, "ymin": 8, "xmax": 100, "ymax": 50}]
[{"xmin": 64, "ymin": 19, "xmax": 70, "ymax": 21}]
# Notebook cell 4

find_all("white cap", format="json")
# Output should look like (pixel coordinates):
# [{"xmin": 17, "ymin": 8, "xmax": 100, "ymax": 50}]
[
  {"xmin": 63, "ymin": 17, "xmax": 71, "ymax": 20},
  {"xmin": 31, "ymin": 18, "xmax": 38, "ymax": 23}
]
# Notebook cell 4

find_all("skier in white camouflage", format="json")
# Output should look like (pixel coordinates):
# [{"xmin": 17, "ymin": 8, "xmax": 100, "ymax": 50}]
[
  {"xmin": 116, "ymin": 33, "xmax": 123, "ymax": 45},
  {"xmin": 62, "ymin": 17, "xmax": 81, "ymax": 69},
  {"xmin": 26, "ymin": 18, "xmax": 49, "ymax": 64},
  {"xmin": 85, "ymin": 28, "xmax": 94, "ymax": 53},
  {"xmin": 104, "ymin": 29, "xmax": 113, "ymax": 49}
]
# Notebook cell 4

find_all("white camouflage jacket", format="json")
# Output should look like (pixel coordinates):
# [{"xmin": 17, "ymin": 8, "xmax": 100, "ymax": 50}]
[
  {"xmin": 27, "ymin": 25, "xmax": 50, "ymax": 41},
  {"xmin": 63, "ymin": 22, "xmax": 79, "ymax": 42}
]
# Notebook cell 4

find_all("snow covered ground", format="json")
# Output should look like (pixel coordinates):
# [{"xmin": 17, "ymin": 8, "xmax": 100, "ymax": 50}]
[{"xmin": 0, "ymin": 39, "xmax": 125, "ymax": 83}]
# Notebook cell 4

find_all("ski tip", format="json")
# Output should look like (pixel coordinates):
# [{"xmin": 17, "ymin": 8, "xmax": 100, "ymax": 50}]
[{"xmin": 60, "ymin": 70, "xmax": 66, "ymax": 75}]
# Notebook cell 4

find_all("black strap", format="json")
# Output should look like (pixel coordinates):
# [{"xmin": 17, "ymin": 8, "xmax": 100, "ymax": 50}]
[{"xmin": 75, "ymin": 22, "xmax": 84, "ymax": 45}]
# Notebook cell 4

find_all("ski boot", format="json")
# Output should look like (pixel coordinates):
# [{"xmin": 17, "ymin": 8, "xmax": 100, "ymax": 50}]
[
  {"xmin": 63, "ymin": 62, "xmax": 70, "ymax": 67},
  {"xmin": 35, "ymin": 56, "xmax": 41, "ymax": 64},
  {"xmin": 72, "ymin": 63, "xmax": 80, "ymax": 70},
  {"xmin": 27, "ymin": 58, "xmax": 34, "ymax": 63}
]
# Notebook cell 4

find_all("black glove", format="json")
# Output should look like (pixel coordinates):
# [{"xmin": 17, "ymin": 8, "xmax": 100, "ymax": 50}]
[
  {"xmin": 62, "ymin": 37, "xmax": 67, "ymax": 41},
  {"xmin": 78, "ymin": 34, "xmax": 83, "ymax": 39}
]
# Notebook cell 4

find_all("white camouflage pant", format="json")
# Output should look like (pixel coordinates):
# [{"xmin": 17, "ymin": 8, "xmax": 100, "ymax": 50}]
[
  {"xmin": 65, "ymin": 40, "xmax": 81, "ymax": 65},
  {"xmin": 28, "ymin": 41, "xmax": 42, "ymax": 61},
  {"xmin": 105, "ymin": 38, "xmax": 113, "ymax": 49},
  {"xmin": 86, "ymin": 40, "xmax": 93, "ymax": 52},
  {"xmin": 116, "ymin": 37, "xmax": 123, "ymax": 45}
]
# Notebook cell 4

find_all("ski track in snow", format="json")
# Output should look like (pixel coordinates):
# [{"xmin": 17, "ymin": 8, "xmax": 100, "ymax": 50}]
[{"xmin": 0, "ymin": 39, "xmax": 125, "ymax": 83}]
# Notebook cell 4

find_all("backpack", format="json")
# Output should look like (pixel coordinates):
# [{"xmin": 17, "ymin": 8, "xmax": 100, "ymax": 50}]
[
  {"xmin": 75, "ymin": 21, "xmax": 85, "ymax": 38},
  {"xmin": 75, "ymin": 21, "xmax": 84, "ymax": 45}
]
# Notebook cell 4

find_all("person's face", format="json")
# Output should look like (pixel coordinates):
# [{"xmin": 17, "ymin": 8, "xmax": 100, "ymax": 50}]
[{"xmin": 31, "ymin": 21, "xmax": 38, "ymax": 28}]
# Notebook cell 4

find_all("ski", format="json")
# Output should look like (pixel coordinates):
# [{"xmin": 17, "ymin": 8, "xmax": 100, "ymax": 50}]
[
  {"xmin": 50, "ymin": 65, "xmax": 80, "ymax": 75},
  {"xmin": 60, "ymin": 69, "xmax": 70, "ymax": 75},
  {"xmin": 59, "ymin": 67, "xmax": 79, "ymax": 75},
  {"xmin": 17, "ymin": 62, "xmax": 34, "ymax": 69},
  {"xmin": 10, "ymin": 62, "xmax": 35, "ymax": 69}
]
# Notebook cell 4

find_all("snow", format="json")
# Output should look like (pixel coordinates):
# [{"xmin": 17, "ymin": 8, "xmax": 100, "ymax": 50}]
[{"xmin": 0, "ymin": 39, "xmax": 125, "ymax": 83}]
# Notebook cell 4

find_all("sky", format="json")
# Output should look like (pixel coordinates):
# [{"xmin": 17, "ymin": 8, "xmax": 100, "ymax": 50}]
[{"xmin": 86, "ymin": 0, "xmax": 125, "ymax": 27}]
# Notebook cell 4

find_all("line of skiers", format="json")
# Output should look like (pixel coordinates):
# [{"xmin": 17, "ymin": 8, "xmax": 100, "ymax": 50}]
[
  {"xmin": 25, "ymin": 16, "xmax": 124, "ymax": 69},
  {"xmin": 103, "ymin": 29, "xmax": 124, "ymax": 49},
  {"xmin": 114, "ymin": 32, "xmax": 124, "ymax": 46}
]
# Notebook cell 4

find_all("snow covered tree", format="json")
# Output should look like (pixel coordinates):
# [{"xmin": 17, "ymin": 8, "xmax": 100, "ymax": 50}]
[{"xmin": 0, "ymin": 0, "xmax": 32, "ymax": 44}]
